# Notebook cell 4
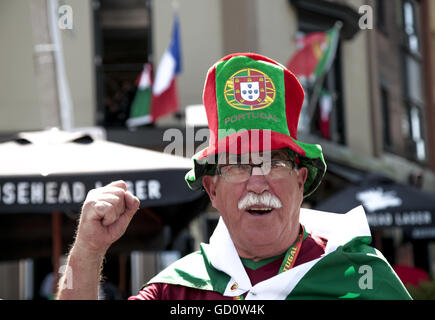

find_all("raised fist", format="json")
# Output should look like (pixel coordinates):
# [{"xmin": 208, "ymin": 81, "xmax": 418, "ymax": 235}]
[{"xmin": 74, "ymin": 180, "xmax": 140, "ymax": 255}]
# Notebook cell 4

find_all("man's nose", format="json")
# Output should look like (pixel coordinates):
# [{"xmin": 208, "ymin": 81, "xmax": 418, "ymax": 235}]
[{"xmin": 246, "ymin": 167, "xmax": 270, "ymax": 194}]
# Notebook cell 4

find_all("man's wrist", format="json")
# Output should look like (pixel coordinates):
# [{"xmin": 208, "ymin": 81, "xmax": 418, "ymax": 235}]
[{"xmin": 70, "ymin": 239, "xmax": 107, "ymax": 263}]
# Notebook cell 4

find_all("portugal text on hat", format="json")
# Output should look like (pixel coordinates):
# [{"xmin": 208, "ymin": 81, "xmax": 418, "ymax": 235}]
[{"xmin": 225, "ymin": 112, "xmax": 280, "ymax": 125}]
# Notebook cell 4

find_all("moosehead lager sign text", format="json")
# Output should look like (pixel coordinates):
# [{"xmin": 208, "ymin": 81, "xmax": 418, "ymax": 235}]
[{"xmin": 0, "ymin": 172, "xmax": 168, "ymax": 213}]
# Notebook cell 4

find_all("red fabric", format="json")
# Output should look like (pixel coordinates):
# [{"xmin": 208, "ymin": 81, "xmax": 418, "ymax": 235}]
[
  {"xmin": 319, "ymin": 117, "xmax": 330, "ymax": 140},
  {"xmin": 392, "ymin": 265, "xmax": 430, "ymax": 287},
  {"xmin": 218, "ymin": 52, "xmax": 281, "ymax": 67},
  {"xmin": 283, "ymin": 68, "xmax": 304, "ymax": 139},
  {"xmin": 202, "ymin": 66, "xmax": 219, "ymax": 149},
  {"xmin": 128, "ymin": 232, "xmax": 327, "ymax": 300},
  {"xmin": 136, "ymin": 63, "xmax": 153, "ymax": 87},
  {"xmin": 150, "ymin": 79, "xmax": 179, "ymax": 122},
  {"xmin": 286, "ymin": 33, "xmax": 327, "ymax": 78},
  {"xmin": 199, "ymin": 130, "xmax": 306, "ymax": 160}
]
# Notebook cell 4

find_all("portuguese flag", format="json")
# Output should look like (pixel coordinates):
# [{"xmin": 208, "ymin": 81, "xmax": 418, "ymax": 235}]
[
  {"xmin": 286, "ymin": 24, "xmax": 341, "ymax": 82},
  {"xmin": 143, "ymin": 207, "xmax": 411, "ymax": 300}
]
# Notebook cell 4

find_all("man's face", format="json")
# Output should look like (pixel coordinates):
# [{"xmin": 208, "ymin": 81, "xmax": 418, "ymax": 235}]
[{"xmin": 203, "ymin": 149, "xmax": 308, "ymax": 256}]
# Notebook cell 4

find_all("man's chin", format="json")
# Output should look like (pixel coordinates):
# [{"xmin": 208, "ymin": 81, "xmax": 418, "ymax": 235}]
[
  {"xmin": 240, "ymin": 218, "xmax": 280, "ymax": 243},
  {"xmin": 241, "ymin": 233, "xmax": 278, "ymax": 249}
]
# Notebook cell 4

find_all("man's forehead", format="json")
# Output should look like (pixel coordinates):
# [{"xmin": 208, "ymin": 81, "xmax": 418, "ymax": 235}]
[{"xmin": 217, "ymin": 149, "xmax": 290, "ymax": 163}]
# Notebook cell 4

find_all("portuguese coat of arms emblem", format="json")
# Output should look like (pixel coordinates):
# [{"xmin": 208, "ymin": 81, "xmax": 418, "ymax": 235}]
[{"xmin": 224, "ymin": 68, "xmax": 276, "ymax": 111}]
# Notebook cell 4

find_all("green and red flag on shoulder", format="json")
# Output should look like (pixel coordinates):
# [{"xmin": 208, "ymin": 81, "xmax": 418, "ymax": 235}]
[
  {"xmin": 140, "ymin": 207, "xmax": 412, "ymax": 300},
  {"xmin": 286, "ymin": 23, "xmax": 341, "ymax": 83}
]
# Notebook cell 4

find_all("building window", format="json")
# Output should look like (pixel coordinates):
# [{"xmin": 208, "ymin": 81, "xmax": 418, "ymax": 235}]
[
  {"xmin": 404, "ymin": 55, "xmax": 424, "ymax": 104},
  {"xmin": 403, "ymin": 0, "xmax": 420, "ymax": 54},
  {"xmin": 400, "ymin": 0, "xmax": 426, "ymax": 162},
  {"xmin": 376, "ymin": 0, "xmax": 387, "ymax": 34},
  {"xmin": 409, "ymin": 105, "xmax": 426, "ymax": 160},
  {"xmin": 93, "ymin": 0, "xmax": 152, "ymax": 128}
]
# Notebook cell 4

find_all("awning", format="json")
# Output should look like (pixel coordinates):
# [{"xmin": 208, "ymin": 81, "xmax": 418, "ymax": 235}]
[
  {"xmin": 0, "ymin": 129, "xmax": 204, "ymax": 213},
  {"xmin": 314, "ymin": 174, "xmax": 435, "ymax": 230}
]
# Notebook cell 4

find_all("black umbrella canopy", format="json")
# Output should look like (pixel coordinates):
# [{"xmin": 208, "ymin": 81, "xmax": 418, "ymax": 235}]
[
  {"xmin": 0, "ymin": 129, "xmax": 210, "ymax": 260},
  {"xmin": 314, "ymin": 174, "xmax": 435, "ymax": 229},
  {"xmin": 0, "ymin": 129, "xmax": 204, "ymax": 213}
]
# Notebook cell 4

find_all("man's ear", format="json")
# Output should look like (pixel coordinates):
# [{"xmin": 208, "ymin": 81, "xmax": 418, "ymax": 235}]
[
  {"xmin": 202, "ymin": 175, "xmax": 218, "ymax": 203},
  {"xmin": 298, "ymin": 167, "xmax": 308, "ymax": 191}
]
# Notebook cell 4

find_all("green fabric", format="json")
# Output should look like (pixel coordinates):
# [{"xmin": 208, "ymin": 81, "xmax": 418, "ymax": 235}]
[
  {"xmin": 129, "ymin": 87, "xmax": 152, "ymax": 119},
  {"xmin": 241, "ymin": 253, "xmax": 285, "ymax": 271},
  {"xmin": 215, "ymin": 56, "xmax": 288, "ymax": 138},
  {"xmin": 184, "ymin": 151, "xmax": 216, "ymax": 191},
  {"xmin": 143, "ymin": 235, "xmax": 411, "ymax": 300},
  {"xmin": 144, "ymin": 243, "xmax": 230, "ymax": 294},
  {"xmin": 287, "ymin": 236, "xmax": 412, "ymax": 300},
  {"xmin": 314, "ymin": 27, "xmax": 340, "ymax": 78},
  {"xmin": 292, "ymin": 138, "xmax": 324, "ymax": 160},
  {"xmin": 291, "ymin": 139, "xmax": 326, "ymax": 196}
]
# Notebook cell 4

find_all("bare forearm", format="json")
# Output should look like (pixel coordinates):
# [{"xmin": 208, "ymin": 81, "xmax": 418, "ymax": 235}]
[
  {"xmin": 56, "ymin": 181, "xmax": 140, "ymax": 299},
  {"xmin": 56, "ymin": 245, "xmax": 105, "ymax": 300}
]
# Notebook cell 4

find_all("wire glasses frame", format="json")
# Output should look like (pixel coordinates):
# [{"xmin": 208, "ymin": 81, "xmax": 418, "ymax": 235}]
[{"xmin": 216, "ymin": 160, "xmax": 297, "ymax": 183}]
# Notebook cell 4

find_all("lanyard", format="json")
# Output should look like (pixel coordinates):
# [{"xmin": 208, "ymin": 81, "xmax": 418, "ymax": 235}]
[
  {"xmin": 278, "ymin": 225, "xmax": 305, "ymax": 273},
  {"xmin": 233, "ymin": 225, "xmax": 305, "ymax": 300}
]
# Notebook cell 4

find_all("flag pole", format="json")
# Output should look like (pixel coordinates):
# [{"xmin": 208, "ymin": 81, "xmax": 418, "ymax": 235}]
[
  {"xmin": 47, "ymin": 0, "xmax": 74, "ymax": 131},
  {"xmin": 308, "ymin": 21, "xmax": 343, "ymax": 130}
]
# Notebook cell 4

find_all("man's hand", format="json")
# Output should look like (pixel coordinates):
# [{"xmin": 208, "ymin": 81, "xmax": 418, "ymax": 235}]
[
  {"xmin": 57, "ymin": 180, "xmax": 140, "ymax": 300},
  {"xmin": 74, "ymin": 180, "xmax": 141, "ymax": 256}
]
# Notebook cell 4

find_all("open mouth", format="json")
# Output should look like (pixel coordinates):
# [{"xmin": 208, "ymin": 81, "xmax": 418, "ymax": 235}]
[{"xmin": 246, "ymin": 207, "xmax": 274, "ymax": 215}]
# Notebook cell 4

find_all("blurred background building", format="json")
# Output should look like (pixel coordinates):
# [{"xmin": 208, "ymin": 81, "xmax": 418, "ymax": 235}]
[{"xmin": 0, "ymin": 0, "xmax": 435, "ymax": 299}]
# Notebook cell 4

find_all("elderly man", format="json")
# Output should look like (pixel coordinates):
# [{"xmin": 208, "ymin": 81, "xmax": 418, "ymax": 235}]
[{"xmin": 57, "ymin": 53, "xmax": 411, "ymax": 300}]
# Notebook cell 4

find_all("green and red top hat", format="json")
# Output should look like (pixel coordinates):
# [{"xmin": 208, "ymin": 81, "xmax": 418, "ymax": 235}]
[{"xmin": 185, "ymin": 53, "xmax": 326, "ymax": 197}]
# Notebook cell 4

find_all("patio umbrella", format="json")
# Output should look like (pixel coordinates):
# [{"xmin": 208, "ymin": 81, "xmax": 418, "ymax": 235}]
[
  {"xmin": 0, "ymin": 129, "xmax": 203, "ymax": 213},
  {"xmin": 314, "ymin": 174, "xmax": 435, "ymax": 231},
  {"xmin": 0, "ymin": 129, "xmax": 208, "ymax": 264}
]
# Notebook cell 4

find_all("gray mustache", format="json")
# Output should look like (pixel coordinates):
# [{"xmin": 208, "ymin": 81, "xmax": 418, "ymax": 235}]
[{"xmin": 238, "ymin": 192, "xmax": 283, "ymax": 210}]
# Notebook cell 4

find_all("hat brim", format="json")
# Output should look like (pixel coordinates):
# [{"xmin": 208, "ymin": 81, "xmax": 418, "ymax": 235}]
[{"xmin": 185, "ymin": 130, "xmax": 326, "ymax": 197}]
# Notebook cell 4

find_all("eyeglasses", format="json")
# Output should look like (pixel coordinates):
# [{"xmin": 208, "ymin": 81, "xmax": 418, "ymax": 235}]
[{"xmin": 216, "ymin": 160, "xmax": 297, "ymax": 183}]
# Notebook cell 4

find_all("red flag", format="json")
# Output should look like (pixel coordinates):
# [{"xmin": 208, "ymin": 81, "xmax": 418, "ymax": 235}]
[
  {"xmin": 151, "ymin": 79, "xmax": 179, "ymax": 121},
  {"xmin": 318, "ymin": 90, "xmax": 332, "ymax": 140},
  {"xmin": 286, "ymin": 32, "xmax": 328, "ymax": 79}
]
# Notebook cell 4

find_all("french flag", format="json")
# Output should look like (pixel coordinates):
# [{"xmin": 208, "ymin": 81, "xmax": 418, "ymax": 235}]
[{"xmin": 151, "ymin": 15, "xmax": 182, "ymax": 122}]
